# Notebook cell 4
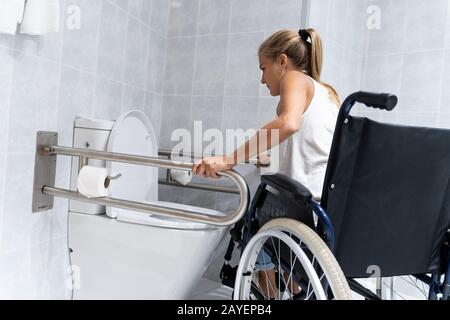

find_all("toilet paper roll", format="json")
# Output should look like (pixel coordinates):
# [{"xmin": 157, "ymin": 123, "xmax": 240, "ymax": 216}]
[{"xmin": 77, "ymin": 166, "xmax": 111, "ymax": 198}]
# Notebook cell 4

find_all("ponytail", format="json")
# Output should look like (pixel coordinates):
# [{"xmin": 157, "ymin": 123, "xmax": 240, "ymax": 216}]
[{"xmin": 302, "ymin": 29, "xmax": 340, "ymax": 106}]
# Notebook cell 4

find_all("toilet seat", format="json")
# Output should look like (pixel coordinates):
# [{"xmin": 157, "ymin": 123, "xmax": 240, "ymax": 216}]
[{"xmin": 105, "ymin": 110, "xmax": 223, "ymax": 230}]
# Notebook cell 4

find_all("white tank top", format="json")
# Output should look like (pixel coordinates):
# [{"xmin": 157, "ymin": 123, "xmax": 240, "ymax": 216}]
[{"xmin": 277, "ymin": 76, "xmax": 339, "ymax": 201}]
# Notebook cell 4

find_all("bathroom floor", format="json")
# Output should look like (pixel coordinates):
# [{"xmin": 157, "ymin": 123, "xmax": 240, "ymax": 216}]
[{"xmin": 189, "ymin": 278, "xmax": 233, "ymax": 300}]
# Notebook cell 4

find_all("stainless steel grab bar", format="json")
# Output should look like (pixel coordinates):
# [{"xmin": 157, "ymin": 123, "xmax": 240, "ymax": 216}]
[{"xmin": 32, "ymin": 131, "xmax": 249, "ymax": 226}]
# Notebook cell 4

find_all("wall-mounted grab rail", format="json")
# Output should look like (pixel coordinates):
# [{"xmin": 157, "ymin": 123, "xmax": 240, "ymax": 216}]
[{"xmin": 32, "ymin": 132, "xmax": 249, "ymax": 227}]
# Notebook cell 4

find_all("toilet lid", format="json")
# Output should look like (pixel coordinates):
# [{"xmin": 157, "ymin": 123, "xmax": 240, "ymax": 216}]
[
  {"xmin": 106, "ymin": 110, "xmax": 159, "ymax": 218},
  {"xmin": 106, "ymin": 110, "xmax": 225, "ymax": 230}
]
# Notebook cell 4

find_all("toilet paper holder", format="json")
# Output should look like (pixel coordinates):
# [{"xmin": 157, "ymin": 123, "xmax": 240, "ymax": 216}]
[{"xmin": 32, "ymin": 131, "xmax": 249, "ymax": 227}]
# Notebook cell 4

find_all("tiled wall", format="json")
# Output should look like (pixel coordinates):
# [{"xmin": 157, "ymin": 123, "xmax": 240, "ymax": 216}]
[
  {"xmin": 359, "ymin": 0, "xmax": 450, "ymax": 129},
  {"xmin": 0, "ymin": 0, "xmax": 169, "ymax": 299},
  {"xmin": 308, "ymin": 0, "xmax": 367, "ymax": 101}
]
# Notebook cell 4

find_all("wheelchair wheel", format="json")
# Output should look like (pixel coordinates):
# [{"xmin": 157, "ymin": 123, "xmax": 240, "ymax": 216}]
[{"xmin": 234, "ymin": 218, "xmax": 352, "ymax": 300}]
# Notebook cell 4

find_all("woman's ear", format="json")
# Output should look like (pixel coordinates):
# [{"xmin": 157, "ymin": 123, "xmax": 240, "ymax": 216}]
[{"xmin": 279, "ymin": 54, "xmax": 288, "ymax": 68}]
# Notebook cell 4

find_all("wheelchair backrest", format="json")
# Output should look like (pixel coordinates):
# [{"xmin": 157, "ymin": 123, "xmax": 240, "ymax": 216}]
[{"xmin": 321, "ymin": 116, "xmax": 450, "ymax": 278}]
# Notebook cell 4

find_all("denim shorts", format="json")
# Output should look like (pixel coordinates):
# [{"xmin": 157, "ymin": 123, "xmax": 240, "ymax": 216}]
[{"xmin": 243, "ymin": 225, "xmax": 275, "ymax": 271}]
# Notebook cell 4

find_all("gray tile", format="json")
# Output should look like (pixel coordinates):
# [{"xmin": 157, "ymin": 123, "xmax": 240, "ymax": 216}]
[
  {"xmin": 396, "ymin": 112, "xmax": 438, "ymax": 128},
  {"xmin": 14, "ymin": 32, "xmax": 62, "ymax": 63},
  {"xmin": 168, "ymin": 0, "xmax": 199, "ymax": 38},
  {"xmin": 128, "ymin": 0, "xmax": 144, "ymax": 19},
  {"xmin": 122, "ymin": 85, "xmax": 145, "ymax": 112},
  {"xmin": 190, "ymin": 96, "xmax": 223, "ymax": 131},
  {"xmin": 0, "ymin": 47, "xmax": 13, "ymax": 151},
  {"xmin": 144, "ymin": 92, "xmax": 162, "ymax": 140},
  {"xmin": 343, "ymin": 0, "xmax": 367, "ymax": 55},
  {"xmin": 399, "ymin": 50, "xmax": 444, "ymax": 113},
  {"xmin": 225, "ymin": 32, "xmax": 264, "ymax": 97},
  {"xmin": 146, "ymin": 29, "xmax": 166, "ymax": 93},
  {"xmin": 151, "ymin": 0, "xmax": 170, "ymax": 36},
  {"xmin": 326, "ymin": 0, "xmax": 348, "ymax": 44},
  {"xmin": 163, "ymin": 37, "xmax": 196, "ymax": 95},
  {"xmin": 141, "ymin": 0, "xmax": 153, "ymax": 25},
  {"xmin": 160, "ymin": 95, "xmax": 191, "ymax": 149},
  {"xmin": 366, "ymin": 0, "xmax": 408, "ymax": 56},
  {"xmin": 257, "ymin": 97, "xmax": 278, "ymax": 127},
  {"xmin": 113, "ymin": 0, "xmax": 128, "ymax": 11},
  {"xmin": 57, "ymin": 66, "xmax": 95, "ymax": 146},
  {"xmin": 265, "ymin": 0, "xmax": 302, "ymax": 32},
  {"xmin": 190, "ymin": 96, "xmax": 223, "ymax": 153},
  {"xmin": 97, "ymin": 0, "xmax": 127, "ymax": 82},
  {"xmin": 93, "ymin": 77, "xmax": 123, "ymax": 120},
  {"xmin": 362, "ymin": 54, "xmax": 403, "ymax": 94},
  {"xmin": 8, "ymin": 54, "xmax": 60, "ymax": 151},
  {"xmin": 438, "ymin": 113, "xmax": 450, "ymax": 129},
  {"xmin": 192, "ymin": 35, "xmax": 227, "ymax": 96},
  {"xmin": 0, "ymin": 34, "xmax": 15, "ymax": 49},
  {"xmin": 123, "ymin": 17, "xmax": 149, "ymax": 88},
  {"xmin": 308, "ymin": 0, "xmax": 331, "ymax": 37},
  {"xmin": 221, "ymin": 97, "xmax": 259, "ymax": 133},
  {"xmin": 439, "ymin": 50, "xmax": 450, "ymax": 113},
  {"xmin": 404, "ymin": 0, "xmax": 448, "ymax": 52},
  {"xmin": 62, "ymin": 0, "xmax": 102, "ymax": 72},
  {"xmin": 197, "ymin": 0, "xmax": 230, "ymax": 35},
  {"xmin": 1, "ymin": 153, "xmax": 35, "ymax": 252},
  {"xmin": 230, "ymin": 0, "xmax": 265, "ymax": 33}
]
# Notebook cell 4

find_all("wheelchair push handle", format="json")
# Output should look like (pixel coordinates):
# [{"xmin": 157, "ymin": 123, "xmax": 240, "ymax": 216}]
[{"xmin": 352, "ymin": 91, "xmax": 398, "ymax": 111}]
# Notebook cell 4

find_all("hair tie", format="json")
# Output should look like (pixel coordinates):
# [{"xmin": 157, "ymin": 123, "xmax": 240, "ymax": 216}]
[{"xmin": 299, "ymin": 29, "xmax": 310, "ymax": 42}]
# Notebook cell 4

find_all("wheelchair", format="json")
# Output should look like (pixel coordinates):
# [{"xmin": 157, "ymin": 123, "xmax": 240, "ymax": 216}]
[{"xmin": 220, "ymin": 92, "xmax": 450, "ymax": 300}]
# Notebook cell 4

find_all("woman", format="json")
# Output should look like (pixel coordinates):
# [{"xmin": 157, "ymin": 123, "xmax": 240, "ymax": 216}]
[
  {"xmin": 193, "ymin": 28, "xmax": 340, "ymax": 298},
  {"xmin": 193, "ymin": 28, "xmax": 339, "ymax": 201}
]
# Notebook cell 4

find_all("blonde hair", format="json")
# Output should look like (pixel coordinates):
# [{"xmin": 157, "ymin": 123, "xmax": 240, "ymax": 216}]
[{"xmin": 258, "ymin": 29, "xmax": 340, "ymax": 106}]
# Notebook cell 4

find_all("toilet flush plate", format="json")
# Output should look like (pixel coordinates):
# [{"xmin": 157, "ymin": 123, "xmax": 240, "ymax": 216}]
[{"xmin": 32, "ymin": 131, "xmax": 58, "ymax": 213}]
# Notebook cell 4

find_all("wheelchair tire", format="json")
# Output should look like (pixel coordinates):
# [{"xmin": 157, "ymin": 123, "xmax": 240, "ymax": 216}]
[{"xmin": 233, "ymin": 218, "xmax": 352, "ymax": 300}]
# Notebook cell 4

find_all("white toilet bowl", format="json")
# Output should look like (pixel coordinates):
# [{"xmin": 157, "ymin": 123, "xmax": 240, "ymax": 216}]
[{"xmin": 68, "ymin": 110, "xmax": 229, "ymax": 299}]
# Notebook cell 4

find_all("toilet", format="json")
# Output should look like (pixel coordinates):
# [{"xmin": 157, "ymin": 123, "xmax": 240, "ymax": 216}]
[{"xmin": 68, "ymin": 110, "xmax": 229, "ymax": 299}]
